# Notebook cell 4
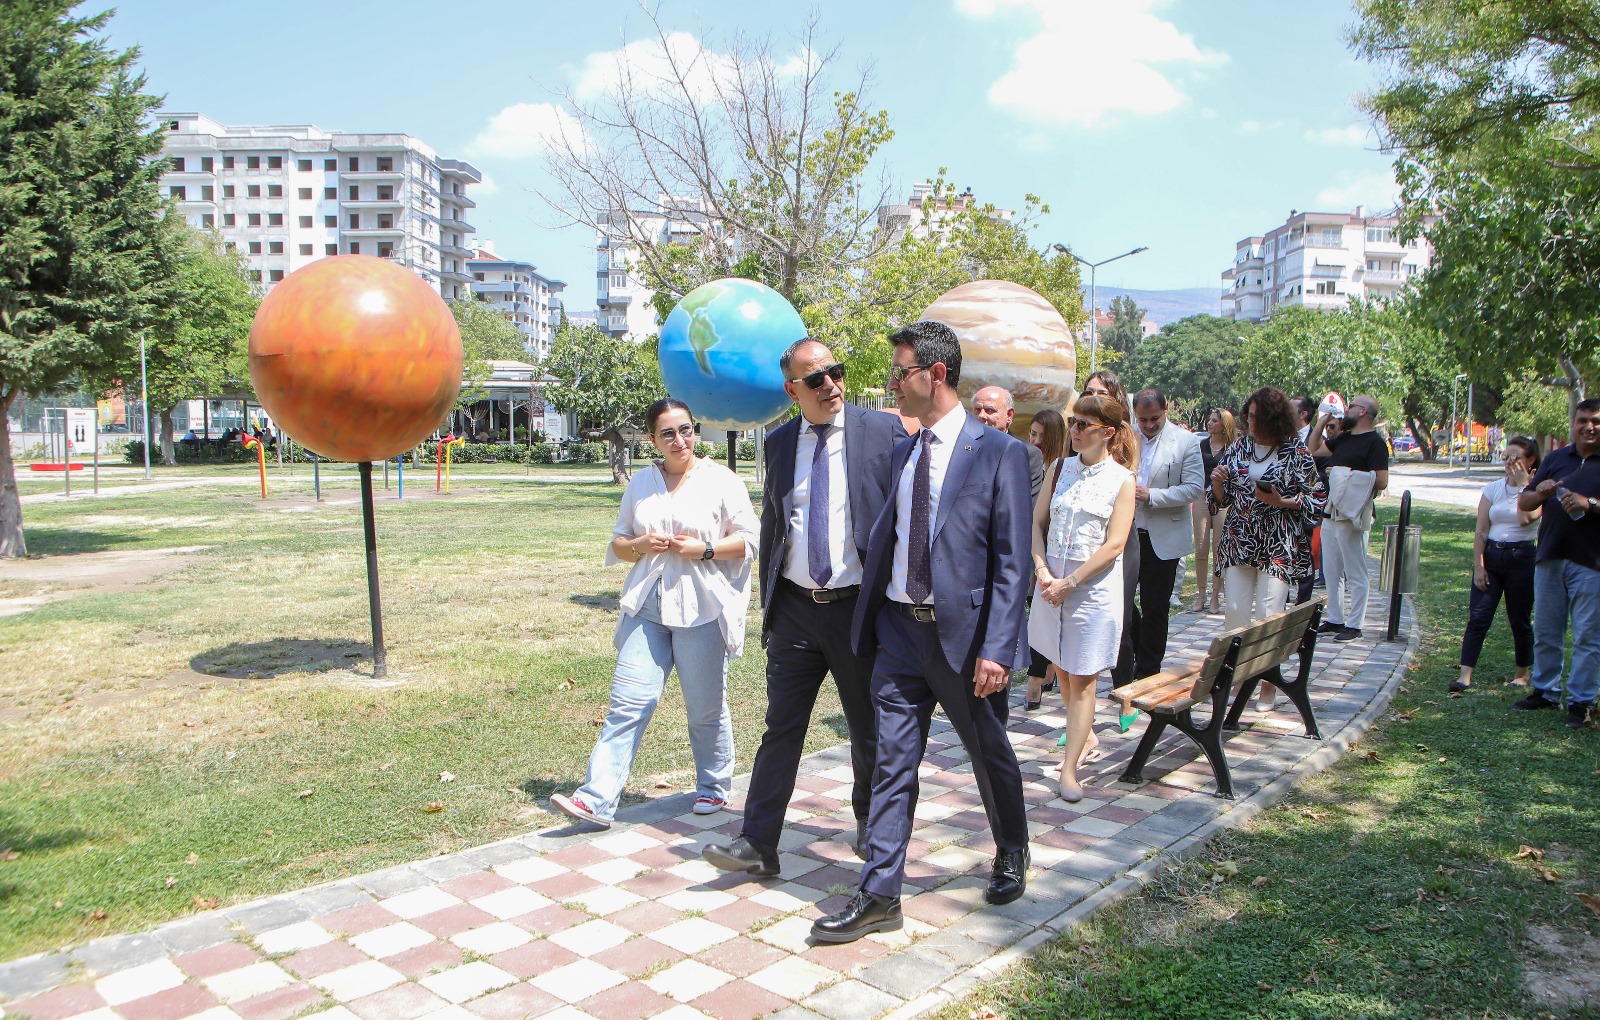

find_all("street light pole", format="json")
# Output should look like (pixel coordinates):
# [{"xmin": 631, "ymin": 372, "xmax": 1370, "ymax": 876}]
[
  {"xmin": 139, "ymin": 332, "xmax": 151, "ymax": 480},
  {"xmin": 1054, "ymin": 243, "xmax": 1149, "ymax": 375},
  {"xmin": 1449, "ymin": 372, "xmax": 1467, "ymax": 470}
]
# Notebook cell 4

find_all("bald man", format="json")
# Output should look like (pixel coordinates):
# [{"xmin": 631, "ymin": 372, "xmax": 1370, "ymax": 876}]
[{"xmin": 972, "ymin": 386, "xmax": 1045, "ymax": 504}]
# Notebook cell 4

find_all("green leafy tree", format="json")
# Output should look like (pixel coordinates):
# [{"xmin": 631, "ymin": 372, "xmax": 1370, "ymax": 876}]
[
  {"xmin": 1236, "ymin": 306, "xmax": 1409, "ymax": 423},
  {"xmin": 1122, "ymin": 315, "xmax": 1254, "ymax": 427},
  {"xmin": 544, "ymin": 324, "xmax": 663, "ymax": 483},
  {"xmin": 1497, "ymin": 376, "xmax": 1572, "ymax": 443},
  {"xmin": 1099, "ymin": 295, "xmax": 1147, "ymax": 359},
  {"xmin": 451, "ymin": 299, "xmax": 530, "ymax": 409},
  {"xmin": 0, "ymin": 1, "xmax": 170, "ymax": 556}
]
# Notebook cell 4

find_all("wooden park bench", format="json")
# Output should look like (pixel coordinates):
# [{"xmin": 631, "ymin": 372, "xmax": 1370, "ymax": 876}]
[{"xmin": 1109, "ymin": 595, "xmax": 1327, "ymax": 799}]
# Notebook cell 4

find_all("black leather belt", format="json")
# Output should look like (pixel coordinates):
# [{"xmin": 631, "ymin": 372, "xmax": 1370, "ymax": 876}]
[
  {"xmin": 894, "ymin": 602, "xmax": 937, "ymax": 623},
  {"xmin": 781, "ymin": 579, "xmax": 860, "ymax": 603},
  {"xmin": 1485, "ymin": 539, "xmax": 1534, "ymax": 549}
]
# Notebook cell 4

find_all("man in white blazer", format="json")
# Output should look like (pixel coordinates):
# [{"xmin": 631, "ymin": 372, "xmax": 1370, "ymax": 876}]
[{"xmin": 1131, "ymin": 388, "xmax": 1205, "ymax": 679}]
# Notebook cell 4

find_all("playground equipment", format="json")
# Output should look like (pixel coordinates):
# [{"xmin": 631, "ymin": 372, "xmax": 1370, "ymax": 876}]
[
  {"xmin": 240, "ymin": 432, "xmax": 267, "ymax": 498},
  {"xmin": 436, "ymin": 434, "xmax": 465, "ymax": 493}
]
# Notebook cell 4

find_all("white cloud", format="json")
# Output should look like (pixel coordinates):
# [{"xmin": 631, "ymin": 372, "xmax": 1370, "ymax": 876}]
[
  {"xmin": 466, "ymin": 102, "xmax": 587, "ymax": 159},
  {"xmin": 573, "ymin": 30, "xmax": 736, "ymax": 104},
  {"xmin": 1304, "ymin": 123, "xmax": 1373, "ymax": 147},
  {"xmin": 958, "ymin": 0, "xmax": 1228, "ymax": 129},
  {"xmin": 474, "ymin": 172, "xmax": 499, "ymax": 196},
  {"xmin": 1315, "ymin": 168, "xmax": 1400, "ymax": 210}
]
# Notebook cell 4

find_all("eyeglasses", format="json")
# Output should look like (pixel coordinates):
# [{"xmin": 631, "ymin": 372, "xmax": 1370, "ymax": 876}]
[
  {"xmin": 1068, "ymin": 417, "xmax": 1106, "ymax": 432},
  {"xmin": 887, "ymin": 363, "xmax": 932, "ymax": 384},
  {"xmin": 795, "ymin": 363, "xmax": 846, "ymax": 390},
  {"xmin": 655, "ymin": 423, "xmax": 696, "ymax": 445}
]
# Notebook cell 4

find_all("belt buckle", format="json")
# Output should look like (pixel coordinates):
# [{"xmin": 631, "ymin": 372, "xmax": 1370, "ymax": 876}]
[
  {"xmin": 810, "ymin": 588, "xmax": 829, "ymax": 603},
  {"xmin": 911, "ymin": 604, "xmax": 936, "ymax": 623}
]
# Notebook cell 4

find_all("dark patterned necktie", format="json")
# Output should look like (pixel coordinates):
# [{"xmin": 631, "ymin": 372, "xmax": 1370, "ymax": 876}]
[
  {"xmin": 907, "ymin": 429, "xmax": 934, "ymax": 604},
  {"xmin": 807, "ymin": 423, "xmax": 832, "ymax": 587}
]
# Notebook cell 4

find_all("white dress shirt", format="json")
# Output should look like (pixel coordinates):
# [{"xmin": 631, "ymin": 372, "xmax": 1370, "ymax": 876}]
[
  {"xmin": 1135, "ymin": 429, "xmax": 1157, "ymax": 531},
  {"xmin": 606, "ymin": 459, "xmax": 760, "ymax": 656},
  {"xmin": 887, "ymin": 406, "xmax": 969, "ymax": 606},
  {"xmin": 783, "ymin": 411, "xmax": 861, "ymax": 589}
]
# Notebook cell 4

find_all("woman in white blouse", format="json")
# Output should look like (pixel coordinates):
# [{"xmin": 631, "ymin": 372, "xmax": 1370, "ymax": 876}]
[
  {"xmin": 551, "ymin": 398, "xmax": 759, "ymax": 829},
  {"xmin": 1454, "ymin": 436, "xmax": 1542, "ymax": 692},
  {"xmin": 1028, "ymin": 393, "xmax": 1138, "ymax": 802}
]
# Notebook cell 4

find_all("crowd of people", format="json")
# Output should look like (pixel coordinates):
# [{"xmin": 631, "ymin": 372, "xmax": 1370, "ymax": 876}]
[{"xmin": 545, "ymin": 322, "xmax": 1595, "ymax": 945}]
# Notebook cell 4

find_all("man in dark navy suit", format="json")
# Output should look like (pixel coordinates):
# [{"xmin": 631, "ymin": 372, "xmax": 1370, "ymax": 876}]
[
  {"xmin": 812, "ymin": 321, "xmax": 1034, "ymax": 944},
  {"xmin": 702, "ymin": 338, "xmax": 905, "ymax": 878}
]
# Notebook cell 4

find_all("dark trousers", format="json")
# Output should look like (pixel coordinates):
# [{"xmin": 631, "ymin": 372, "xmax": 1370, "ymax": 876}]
[
  {"xmin": 1132, "ymin": 529, "xmax": 1181, "ymax": 679},
  {"xmin": 1295, "ymin": 521, "xmax": 1319, "ymax": 605},
  {"xmin": 1111, "ymin": 533, "xmax": 1141, "ymax": 688},
  {"xmin": 859, "ymin": 605, "xmax": 1028, "ymax": 899},
  {"xmin": 741, "ymin": 586, "xmax": 878, "ymax": 850},
  {"xmin": 1459, "ymin": 541, "xmax": 1536, "ymax": 668}
]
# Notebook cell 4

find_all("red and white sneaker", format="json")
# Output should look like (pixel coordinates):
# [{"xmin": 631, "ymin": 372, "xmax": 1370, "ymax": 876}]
[
  {"xmin": 692, "ymin": 795, "xmax": 726, "ymax": 815},
  {"xmin": 550, "ymin": 793, "xmax": 610, "ymax": 828}
]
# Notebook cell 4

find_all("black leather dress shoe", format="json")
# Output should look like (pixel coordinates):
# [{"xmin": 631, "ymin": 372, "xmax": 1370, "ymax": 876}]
[
  {"xmin": 984, "ymin": 848, "xmax": 1029, "ymax": 905},
  {"xmin": 854, "ymin": 818, "xmax": 869, "ymax": 860},
  {"xmin": 810, "ymin": 890, "xmax": 902, "ymax": 943},
  {"xmin": 701, "ymin": 836, "xmax": 780, "ymax": 877}
]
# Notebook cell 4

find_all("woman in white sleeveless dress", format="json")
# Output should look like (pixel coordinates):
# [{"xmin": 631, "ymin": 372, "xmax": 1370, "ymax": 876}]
[{"xmin": 1028, "ymin": 393, "xmax": 1138, "ymax": 802}]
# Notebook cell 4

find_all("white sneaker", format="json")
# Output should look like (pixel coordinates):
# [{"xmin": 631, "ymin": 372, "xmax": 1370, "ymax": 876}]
[
  {"xmin": 550, "ymin": 793, "xmax": 610, "ymax": 828},
  {"xmin": 693, "ymin": 795, "xmax": 726, "ymax": 815}
]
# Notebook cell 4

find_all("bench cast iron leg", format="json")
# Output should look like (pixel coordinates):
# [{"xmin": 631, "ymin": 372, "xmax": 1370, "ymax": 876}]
[{"xmin": 1119, "ymin": 714, "xmax": 1171, "ymax": 785}]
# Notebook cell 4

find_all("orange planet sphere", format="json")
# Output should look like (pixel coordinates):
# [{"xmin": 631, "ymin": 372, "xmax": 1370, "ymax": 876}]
[{"xmin": 249, "ymin": 256, "xmax": 464, "ymax": 462}]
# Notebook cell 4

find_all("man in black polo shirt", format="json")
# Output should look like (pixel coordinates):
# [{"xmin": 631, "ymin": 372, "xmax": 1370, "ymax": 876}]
[
  {"xmin": 1308, "ymin": 395, "xmax": 1389, "ymax": 640},
  {"xmin": 1515, "ymin": 397, "xmax": 1600, "ymax": 729}
]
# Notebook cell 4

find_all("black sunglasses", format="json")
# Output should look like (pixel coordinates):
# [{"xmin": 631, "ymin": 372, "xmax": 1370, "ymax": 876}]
[{"xmin": 795, "ymin": 363, "xmax": 846, "ymax": 390}]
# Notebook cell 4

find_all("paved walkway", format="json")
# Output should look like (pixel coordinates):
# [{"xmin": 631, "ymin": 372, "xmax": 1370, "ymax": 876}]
[{"xmin": 1, "ymin": 597, "xmax": 1415, "ymax": 1020}]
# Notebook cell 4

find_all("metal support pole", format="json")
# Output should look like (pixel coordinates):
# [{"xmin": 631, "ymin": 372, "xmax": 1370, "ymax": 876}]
[
  {"xmin": 1386, "ymin": 490, "xmax": 1411, "ymax": 642},
  {"xmin": 313, "ymin": 455, "xmax": 321, "ymax": 501},
  {"xmin": 92, "ymin": 406, "xmax": 99, "ymax": 496},
  {"xmin": 1088, "ymin": 267, "xmax": 1098, "ymax": 375},
  {"xmin": 62, "ymin": 414, "xmax": 70, "ymax": 498},
  {"xmin": 726, "ymin": 430, "xmax": 737, "ymax": 472},
  {"xmin": 1465, "ymin": 384, "xmax": 1474, "ymax": 477},
  {"xmin": 358, "ymin": 461, "xmax": 387, "ymax": 679},
  {"xmin": 140, "ymin": 335, "xmax": 151, "ymax": 480}
]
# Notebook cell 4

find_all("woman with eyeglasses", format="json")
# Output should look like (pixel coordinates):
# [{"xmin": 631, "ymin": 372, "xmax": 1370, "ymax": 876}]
[
  {"xmin": 1023, "ymin": 408, "xmax": 1070, "ymax": 708},
  {"xmin": 1454, "ymin": 436, "xmax": 1542, "ymax": 692},
  {"xmin": 551, "ymin": 398, "xmax": 760, "ymax": 829},
  {"xmin": 1208, "ymin": 387, "xmax": 1326, "ymax": 708},
  {"xmin": 1028, "ymin": 393, "xmax": 1139, "ymax": 801},
  {"xmin": 1192, "ymin": 408, "xmax": 1236, "ymax": 614}
]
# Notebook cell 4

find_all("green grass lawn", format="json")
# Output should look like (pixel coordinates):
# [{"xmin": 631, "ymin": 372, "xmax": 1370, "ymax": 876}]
[
  {"xmin": 946, "ymin": 502, "xmax": 1600, "ymax": 1020},
  {"xmin": 0, "ymin": 475, "xmax": 800, "ymax": 959}
]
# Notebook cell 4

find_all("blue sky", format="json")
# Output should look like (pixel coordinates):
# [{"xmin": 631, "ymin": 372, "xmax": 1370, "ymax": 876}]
[{"xmin": 106, "ymin": 0, "xmax": 1397, "ymax": 309}]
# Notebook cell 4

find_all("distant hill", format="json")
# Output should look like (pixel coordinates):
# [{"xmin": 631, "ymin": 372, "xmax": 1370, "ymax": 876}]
[{"xmin": 1082, "ymin": 286, "xmax": 1221, "ymax": 327}]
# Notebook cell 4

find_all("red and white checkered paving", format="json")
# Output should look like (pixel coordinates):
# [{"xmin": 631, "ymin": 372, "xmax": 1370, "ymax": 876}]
[{"xmin": 2, "ymin": 604, "xmax": 1410, "ymax": 1020}]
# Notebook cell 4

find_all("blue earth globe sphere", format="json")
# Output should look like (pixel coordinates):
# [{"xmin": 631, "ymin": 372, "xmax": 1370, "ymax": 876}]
[{"xmin": 658, "ymin": 278, "xmax": 804, "ymax": 432}]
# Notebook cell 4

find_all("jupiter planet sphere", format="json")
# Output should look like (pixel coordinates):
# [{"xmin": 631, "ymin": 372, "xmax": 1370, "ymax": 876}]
[{"xmin": 920, "ymin": 279, "xmax": 1078, "ymax": 435}]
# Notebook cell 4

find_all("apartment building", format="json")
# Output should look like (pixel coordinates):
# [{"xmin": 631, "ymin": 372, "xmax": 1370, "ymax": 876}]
[
  {"xmin": 1221, "ymin": 205, "xmax": 1434, "ymax": 322},
  {"xmin": 595, "ymin": 196, "xmax": 718, "ymax": 341},
  {"xmin": 876, "ymin": 182, "xmax": 1014, "ymax": 242},
  {"xmin": 1075, "ymin": 307, "xmax": 1158, "ymax": 344},
  {"xmin": 467, "ymin": 246, "xmax": 566, "ymax": 360},
  {"xmin": 155, "ymin": 112, "xmax": 481, "ymax": 300}
]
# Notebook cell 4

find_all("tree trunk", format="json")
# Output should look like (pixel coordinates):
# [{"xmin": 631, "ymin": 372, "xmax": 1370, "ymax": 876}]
[
  {"xmin": 159, "ymin": 407, "xmax": 177, "ymax": 466},
  {"xmin": 0, "ymin": 392, "xmax": 27, "ymax": 558},
  {"xmin": 602, "ymin": 424, "xmax": 630, "ymax": 484},
  {"xmin": 1409, "ymin": 416, "xmax": 1437, "ymax": 461}
]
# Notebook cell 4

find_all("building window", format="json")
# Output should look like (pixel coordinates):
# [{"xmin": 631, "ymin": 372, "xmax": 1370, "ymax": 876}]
[
  {"xmin": 248, "ymin": 213, "xmax": 261, "ymax": 226},
  {"xmin": 267, "ymin": 184, "xmax": 283, "ymax": 198},
  {"xmin": 325, "ymin": 243, "xmax": 338, "ymax": 255},
  {"xmin": 349, "ymin": 242, "xmax": 361, "ymax": 255},
  {"xmin": 376, "ymin": 185, "xmax": 393, "ymax": 200},
  {"xmin": 169, "ymin": 185, "xmax": 186, "ymax": 200},
  {"xmin": 324, "ymin": 187, "xmax": 336, "ymax": 200},
  {"xmin": 297, "ymin": 187, "xmax": 312, "ymax": 200},
  {"xmin": 222, "ymin": 156, "xmax": 235, "ymax": 169},
  {"xmin": 348, "ymin": 157, "xmax": 360, "ymax": 171},
  {"xmin": 324, "ymin": 215, "xmax": 336, "ymax": 228},
  {"xmin": 200, "ymin": 157, "xmax": 213, "ymax": 172},
  {"xmin": 223, "ymin": 213, "xmax": 236, "ymax": 227},
  {"xmin": 348, "ymin": 186, "xmax": 360, "ymax": 200},
  {"xmin": 348, "ymin": 214, "xmax": 360, "ymax": 228},
  {"xmin": 297, "ymin": 243, "xmax": 311, "ymax": 255},
  {"xmin": 322, "ymin": 158, "xmax": 335, "ymax": 171},
  {"xmin": 269, "ymin": 269, "xmax": 284, "ymax": 282},
  {"xmin": 248, "ymin": 241, "xmax": 262, "ymax": 254},
  {"xmin": 268, "ymin": 156, "xmax": 282, "ymax": 170},
  {"xmin": 268, "ymin": 241, "xmax": 284, "ymax": 254},
  {"xmin": 268, "ymin": 213, "xmax": 283, "ymax": 226},
  {"xmin": 378, "ymin": 243, "xmax": 394, "ymax": 258},
  {"xmin": 222, "ymin": 184, "xmax": 235, "ymax": 198},
  {"xmin": 376, "ymin": 156, "xmax": 393, "ymax": 172},
  {"xmin": 473, "ymin": 273, "xmax": 485, "ymax": 281},
  {"xmin": 611, "ymin": 273, "xmax": 625, "ymax": 289},
  {"xmin": 377, "ymin": 214, "xmax": 393, "ymax": 229},
  {"xmin": 249, "ymin": 269, "xmax": 262, "ymax": 282},
  {"xmin": 1365, "ymin": 226, "xmax": 1393, "ymax": 244},
  {"xmin": 224, "ymin": 241, "xmax": 237, "ymax": 251},
  {"xmin": 200, "ymin": 213, "xmax": 214, "ymax": 228},
  {"xmin": 201, "ymin": 185, "xmax": 214, "ymax": 201},
  {"xmin": 247, "ymin": 184, "xmax": 261, "ymax": 198},
  {"xmin": 298, "ymin": 215, "xmax": 312, "ymax": 228},
  {"xmin": 298, "ymin": 159, "xmax": 312, "ymax": 172},
  {"xmin": 247, "ymin": 156, "xmax": 260, "ymax": 170},
  {"xmin": 171, "ymin": 157, "xmax": 186, "ymax": 172}
]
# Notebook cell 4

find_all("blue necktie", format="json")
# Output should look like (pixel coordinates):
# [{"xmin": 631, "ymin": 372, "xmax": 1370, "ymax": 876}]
[
  {"xmin": 907, "ymin": 429, "xmax": 934, "ymax": 604},
  {"xmin": 807, "ymin": 423, "xmax": 833, "ymax": 587}
]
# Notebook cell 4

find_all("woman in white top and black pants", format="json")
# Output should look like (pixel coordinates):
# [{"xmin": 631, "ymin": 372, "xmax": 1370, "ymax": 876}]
[
  {"xmin": 1454, "ymin": 436, "xmax": 1543, "ymax": 691},
  {"xmin": 552, "ymin": 398, "xmax": 760, "ymax": 828}
]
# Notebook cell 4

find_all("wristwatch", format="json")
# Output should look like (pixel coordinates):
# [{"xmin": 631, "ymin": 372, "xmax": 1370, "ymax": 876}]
[{"xmin": 702, "ymin": 541, "xmax": 715, "ymax": 560}]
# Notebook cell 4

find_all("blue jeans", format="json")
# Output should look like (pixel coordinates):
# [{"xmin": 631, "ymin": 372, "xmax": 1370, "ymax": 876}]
[
  {"xmin": 1531, "ymin": 559, "xmax": 1600, "ymax": 706},
  {"xmin": 574, "ymin": 585, "xmax": 734, "ymax": 820}
]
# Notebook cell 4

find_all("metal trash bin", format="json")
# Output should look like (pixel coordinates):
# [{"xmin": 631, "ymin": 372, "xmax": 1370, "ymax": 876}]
[{"xmin": 1380, "ymin": 524, "xmax": 1422, "ymax": 594}]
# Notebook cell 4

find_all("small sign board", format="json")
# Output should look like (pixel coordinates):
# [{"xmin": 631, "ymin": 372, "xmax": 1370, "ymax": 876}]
[{"xmin": 66, "ymin": 408, "xmax": 96, "ymax": 454}]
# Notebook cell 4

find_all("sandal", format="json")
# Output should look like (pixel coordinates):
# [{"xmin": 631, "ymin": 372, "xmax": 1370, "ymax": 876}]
[{"xmin": 1448, "ymin": 679, "xmax": 1470, "ymax": 693}]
